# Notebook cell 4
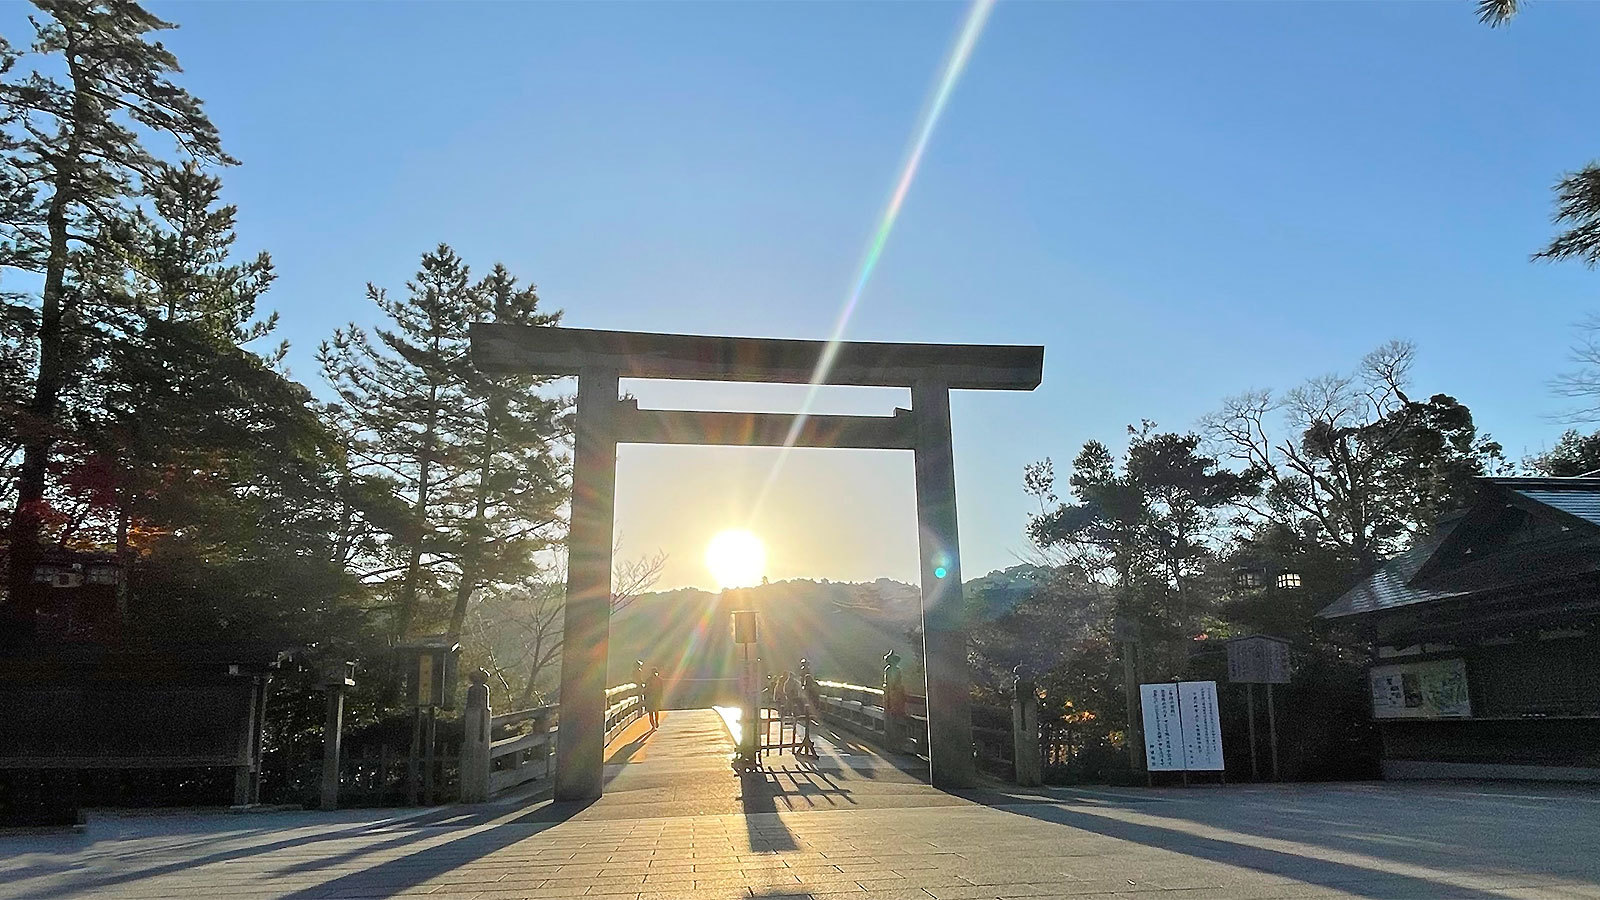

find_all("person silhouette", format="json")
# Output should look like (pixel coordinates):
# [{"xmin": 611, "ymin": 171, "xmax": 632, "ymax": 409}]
[{"xmin": 645, "ymin": 667, "xmax": 665, "ymax": 730}]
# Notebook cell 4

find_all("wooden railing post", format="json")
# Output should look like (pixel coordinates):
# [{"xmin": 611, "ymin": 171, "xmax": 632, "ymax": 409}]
[
  {"xmin": 1012, "ymin": 668, "xmax": 1042, "ymax": 787},
  {"xmin": 320, "ymin": 688, "xmax": 344, "ymax": 810},
  {"xmin": 460, "ymin": 669, "xmax": 492, "ymax": 803},
  {"xmin": 318, "ymin": 661, "xmax": 356, "ymax": 811}
]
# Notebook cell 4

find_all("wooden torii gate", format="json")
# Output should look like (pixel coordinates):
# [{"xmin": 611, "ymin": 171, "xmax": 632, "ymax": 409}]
[{"xmin": 471, "ymin": 324, "xmax": 1045, "ymax": 799}]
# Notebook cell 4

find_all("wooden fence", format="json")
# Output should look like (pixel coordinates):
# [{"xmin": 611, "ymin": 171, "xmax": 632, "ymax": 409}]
[{"xmin": 335, "ymin": 742, "xmax": 459, "ymax": 807}]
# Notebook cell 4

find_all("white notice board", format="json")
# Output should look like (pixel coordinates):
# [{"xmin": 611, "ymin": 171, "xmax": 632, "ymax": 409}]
[
  {"xmin": 1140, "ymin": 680, "xmax": 1225, "ymax": 772},
  {"xmin": 1178, "ymin": 680, "xmax": 1225, "ymax": 770},
  {"xmin": 1140, "ymin": 683, "xmax": 1183, "ymax": 771}
]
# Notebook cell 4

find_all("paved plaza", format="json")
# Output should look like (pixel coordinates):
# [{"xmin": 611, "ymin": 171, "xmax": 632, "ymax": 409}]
[{"xmin": 4, "ymin": 710, "xmax": 1600, "ymax": 900}]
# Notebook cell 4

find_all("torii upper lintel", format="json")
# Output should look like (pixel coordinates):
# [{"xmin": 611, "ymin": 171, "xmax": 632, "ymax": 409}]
[{"xmin": 470, "ymin": 323, "xmax": 1044, "ymax": 391}]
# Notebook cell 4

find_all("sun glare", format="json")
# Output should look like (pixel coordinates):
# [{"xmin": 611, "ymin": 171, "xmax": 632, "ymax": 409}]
[{"xmin": 705, "ymin": 529, "xmax": 767, "ymax": 590}]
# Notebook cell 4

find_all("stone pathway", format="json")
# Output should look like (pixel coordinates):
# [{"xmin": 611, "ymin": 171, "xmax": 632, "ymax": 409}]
[{"xmin": 4, "ymin": 711, "xmax": 1600, "ymax": 899}]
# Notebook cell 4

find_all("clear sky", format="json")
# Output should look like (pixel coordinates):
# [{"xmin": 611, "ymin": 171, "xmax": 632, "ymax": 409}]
[{"xmin": 27, "ymin": 0, "xmax": 1600, "ymax": 590}]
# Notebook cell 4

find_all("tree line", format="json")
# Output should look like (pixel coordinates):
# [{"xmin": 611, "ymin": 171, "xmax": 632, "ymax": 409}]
[
  {"xmin": 0, "ymin": 2, "xmax": 594, "ymax": 714},
  {"xmin": 968, "ymin": 341, "xmax": 1600, "ymax": 778}
]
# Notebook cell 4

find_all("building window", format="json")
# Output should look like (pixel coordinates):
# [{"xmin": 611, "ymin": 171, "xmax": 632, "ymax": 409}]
[
  {"xmin": 1277, "ymin": 572, "xmax": 1302, "ymax": 590},
  {"xmin": 1236, "ymin": 570, "xmax": 1265, "ymax": 589}
]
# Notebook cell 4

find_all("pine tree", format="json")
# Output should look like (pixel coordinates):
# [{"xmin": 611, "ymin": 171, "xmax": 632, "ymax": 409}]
[
  {"xmin": 323, "ymin": 247, "xmax": 477, "ymax": 640},
  {"xmin": 88, "ymin": 157, "xmax": 343, "ymax": 640},
  {"xmin": 0, "ymin": 0, "xmax": 231, "ymax": 604},
  {"xmin": 132, "ymin": 160, "xmax": 275, "ymax": 338},
  {"xmin": 442, "ymin": 264, "xmax": 565, "ymax": 642},
  {"xmin": 107, "ymin": 320, "xmax": 349, "ymax": 644},
  {"xmin": 322, "ymin": 249, "xmax": 569, "ymax": 645}
]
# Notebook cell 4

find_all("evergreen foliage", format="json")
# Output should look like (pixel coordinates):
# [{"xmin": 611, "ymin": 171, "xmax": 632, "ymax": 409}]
[
  {"xmin": 992, "ymin": 345, "xmax": 1507, "ymax": 781},
  {"xmin": 0, "ymin": 0, "xmax": 233, "ymax": 602},
  {"xmin": 318, "ymin": 247, "xmax": 568, "ymax": 647}
]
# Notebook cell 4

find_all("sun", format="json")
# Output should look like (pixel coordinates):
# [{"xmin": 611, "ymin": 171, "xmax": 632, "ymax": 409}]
[{"xmin": 705, "ymin": 529, "xmax": 767, "ymax": 590}]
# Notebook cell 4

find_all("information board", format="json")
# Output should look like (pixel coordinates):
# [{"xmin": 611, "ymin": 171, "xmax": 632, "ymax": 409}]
[
  {"xmin": 1369, "ymin": 658, "xmax": 1471, "ymax": 719},
  {"xmin": 1140, "ymin": 680, "xmax": 1225, "ymax": 772},
  {"xmin": 1140, "ymin": 683, "xmax": 1183, "ymax": 771},
  {"xmin": 1178, "ymin": 680, "xmax": 1225, "ymax": 770},
  {"xmin": 1227, "ymin": 635, "xmax": 1291, "ymax": 684}
]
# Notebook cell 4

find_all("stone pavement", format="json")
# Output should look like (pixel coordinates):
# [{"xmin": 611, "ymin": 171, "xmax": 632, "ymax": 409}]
[{"xmin": 4, "ymin": 709, "xmax": 1600, "ymax": 899}]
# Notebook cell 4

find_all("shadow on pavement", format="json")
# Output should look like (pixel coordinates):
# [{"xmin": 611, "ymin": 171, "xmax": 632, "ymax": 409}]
[
  {"xmin": 275, "ymin": 799, "xmax": 597, "ymax": 900},
  {"xmin": 760, "ymin": 764, "xmax": 858, "ymax": 809},
  {"xmin": 506, "ymin": 797, "xmax": 598, "ymax": 826},
  {"xmin": 1162, "ymin": 783, "xmax": 1600, "ymax": 885},
  {"xmin": 738, "ymin": 769, "xmax": 799, "ymax": 852},
  {"xmin": 815, "ymin": 724, "xmax": 929, "ymax": 782},
  {"xmin": 601, "ymin": 728, "xmax": 658, "ymax": 786},
  {"xmin": 989, "ymin": 799, "xmax": 1513, "ymax": 899},
  {"xmin": 12, "ymin": 808, "xmax": 476, "ymax": 900},
  {"xmin": 1097, "ymin": 782, "xmax": 1593, "ymax": 883}
]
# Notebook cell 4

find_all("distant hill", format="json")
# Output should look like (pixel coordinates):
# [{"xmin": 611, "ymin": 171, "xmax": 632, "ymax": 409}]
[
  {"xmin": 964, "ymin": 563, "xmax": 1057, "ymax": 623},
  {"xmin": 608, "ymin": 578, "xmax": 923, "ymax": 704}
]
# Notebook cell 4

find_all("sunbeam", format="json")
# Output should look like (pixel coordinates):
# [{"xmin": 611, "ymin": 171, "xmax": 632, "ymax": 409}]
[{"xmin": 750, "ymin": 0, "xmax": 998, "ymax": 520}]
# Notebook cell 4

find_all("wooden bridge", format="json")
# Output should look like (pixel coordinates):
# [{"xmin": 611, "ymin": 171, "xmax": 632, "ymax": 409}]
[{"xmin": 454, "ymin": 675, "xmax": 948, "ymax": 806}]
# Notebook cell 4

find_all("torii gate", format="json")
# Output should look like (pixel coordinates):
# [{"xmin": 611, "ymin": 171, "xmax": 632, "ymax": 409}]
[{"xmin": 471, "ymin": 324, "xmax": 1044, "ymax": 798}]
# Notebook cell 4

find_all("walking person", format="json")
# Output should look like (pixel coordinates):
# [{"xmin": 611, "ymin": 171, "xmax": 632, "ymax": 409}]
[
  {"xmin": 645, "ymin": 667, "xmax": 665, "ymax": 730},
  {"xmin": 798, "ymin": 658, "xmax": 818, "ymax": 757},
  {"xmin": 774, "ymin": 671, "xmax": 793, "ymax": 717}
]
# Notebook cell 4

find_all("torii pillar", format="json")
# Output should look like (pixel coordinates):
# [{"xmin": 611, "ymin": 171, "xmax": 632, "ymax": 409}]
[
  {"xmin": 553, "ymin": 367, "xmax": 619, "ymax": 801},
  {"xmin": 912, "ymin": 379, "xmax": 976, "ymax": 789}
]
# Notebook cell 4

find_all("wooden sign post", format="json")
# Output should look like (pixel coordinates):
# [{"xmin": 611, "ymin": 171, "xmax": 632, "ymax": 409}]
[
  {"xmin": 319, "ymin": 661, "xmax": 356, "ymax": 811},
  {"xmin": 1226, "ymin": 635, "xmax": 1291, "ymax": 781},
  {"xmin": 732, "ymin": 610, "xmax": 760, "ymax": 770},
  {"xmin": 396, "ymin": 637, "xmax": 460, "ymax": 805}
]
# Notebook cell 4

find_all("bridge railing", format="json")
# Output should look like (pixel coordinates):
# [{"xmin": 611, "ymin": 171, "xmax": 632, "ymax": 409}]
[
  {"xmin": 815, "ymin": 675, "xmax": 1043, "ymax": 786},
  {"xmin": 482, "ymin": 704, "xmax": 556, "ymax": 798},
  {"xmin": 459, "ymin": 679, "xmax": 643, "ymax": 803},
  {"xmin": 604, "ymin": 682, "xmax": 644, "ymax": 745},
  {"xmin": 814, "ymin": 679, "xmax": 927, "ymax": 756}
]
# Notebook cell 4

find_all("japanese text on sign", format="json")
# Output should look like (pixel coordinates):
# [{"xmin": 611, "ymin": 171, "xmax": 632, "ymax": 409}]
[
  {"xmin": 1227, "ymin": 635, "xmax": 1290, "ymax": 684},
  {"xmin": 1140, "ymin": 680, "xmax": 1225, "ymax": 772},
  {"xmin": 1140, "ymin": 683, "xmax": 1182, "ymax": 771},
  {"xmin": 1178, "ymin": 680, "xmax": 1224, "ymax": 770}
]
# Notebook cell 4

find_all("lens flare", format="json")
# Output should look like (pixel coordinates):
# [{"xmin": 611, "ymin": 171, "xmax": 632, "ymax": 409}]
[
  {"xmin": 806, "ymin": 0, "xmax": 998, "ymax": 399},
  {"xmin": 752, "ymin": 0, "xmax": 998, "ymax": 517}
]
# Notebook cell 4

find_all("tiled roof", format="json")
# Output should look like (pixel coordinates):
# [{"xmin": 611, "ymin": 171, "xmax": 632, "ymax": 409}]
[
  {"xmin": 1315, "ymin": 524, "xmax": 1465, "ymax": 619},
  {"xmin": 1317, "ymin": 477, "xmax": 1600, "ymax": 620},
  {"xmin": 1493, "ymin": 477, "xmax": 1600, "ymax": 531}
]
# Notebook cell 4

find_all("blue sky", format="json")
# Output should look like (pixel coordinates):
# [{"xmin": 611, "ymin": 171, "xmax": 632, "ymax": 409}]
[{"xmin": 24, "ymin": 0, "xmax": 1599, "ymax": 588}]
